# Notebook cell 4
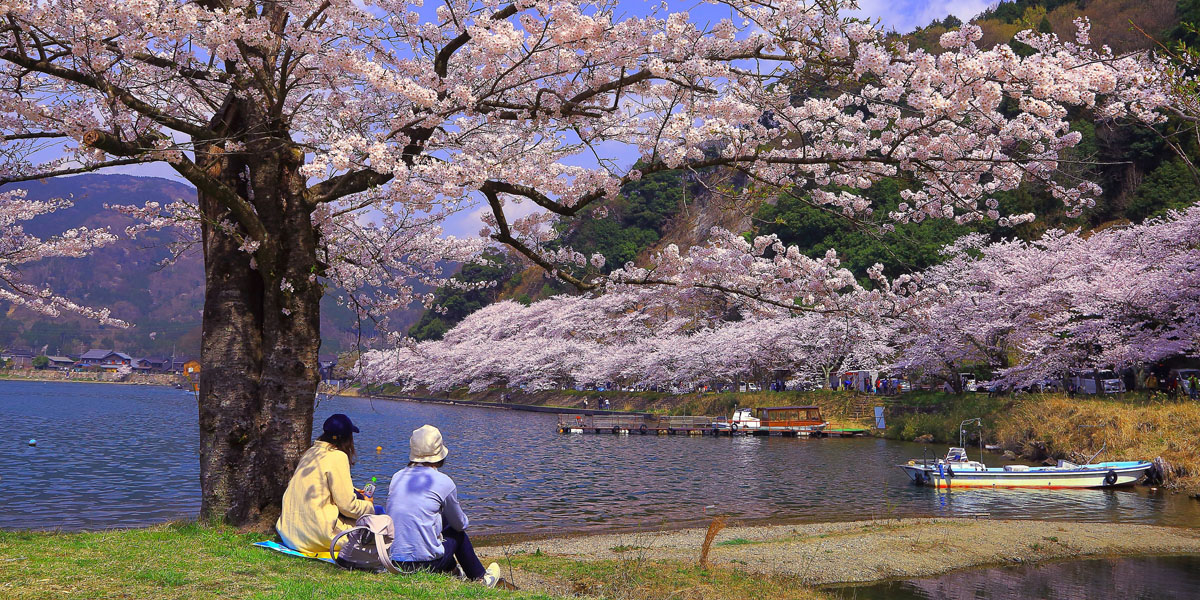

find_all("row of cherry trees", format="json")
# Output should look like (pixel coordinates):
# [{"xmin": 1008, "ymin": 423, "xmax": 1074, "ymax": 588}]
[
  {"xmin": 896, "ymin": 205, "xmax": 1200, "ymax": 390},
  {"xmin": 363, "ymin": 204, "xmax": 1200, "ymax": 392}
]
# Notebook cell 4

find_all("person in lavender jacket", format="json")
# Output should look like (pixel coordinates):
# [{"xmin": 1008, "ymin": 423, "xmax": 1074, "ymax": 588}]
[{"xmin": 384, "ymin": 425, "xmax": 509, "ymax": 588}]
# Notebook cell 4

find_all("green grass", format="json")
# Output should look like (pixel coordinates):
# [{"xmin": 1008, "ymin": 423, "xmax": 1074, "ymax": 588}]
[
  {"xmin": 0, "ymin": 523, "xmax": 830, "ymax": 600},
  {"xmin": 884, "ymin": 393, "xmax": 1014, "ymax": 443},
  {"xmin": 715, "ymin": 538, "xmax": 754, "ymax": 547},
  {"xmin": 0, "ymin": 523, "xmax": 544, "ymax": 600}
]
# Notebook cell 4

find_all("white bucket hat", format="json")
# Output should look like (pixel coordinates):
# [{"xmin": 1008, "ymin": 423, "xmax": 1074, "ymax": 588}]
[{"xmin": 409, "ymin": 424, "xmax": 449, "ymax": 463}]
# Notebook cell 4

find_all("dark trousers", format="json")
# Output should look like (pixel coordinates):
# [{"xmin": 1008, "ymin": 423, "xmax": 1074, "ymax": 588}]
[{"xmin": 394, "ymin": 528, "xmax": 486, "ymax": 580}]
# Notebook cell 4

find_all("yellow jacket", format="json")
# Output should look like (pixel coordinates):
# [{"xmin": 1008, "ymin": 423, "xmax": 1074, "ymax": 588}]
[{"xmin": 276, "ymin": 441, "xmax": 374, "ymax": 553}]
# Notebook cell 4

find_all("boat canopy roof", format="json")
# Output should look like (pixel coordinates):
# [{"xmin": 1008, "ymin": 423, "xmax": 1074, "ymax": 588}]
[{"xmin": 759, "ymin": 405, "xmax": 821, "ymax": 411}]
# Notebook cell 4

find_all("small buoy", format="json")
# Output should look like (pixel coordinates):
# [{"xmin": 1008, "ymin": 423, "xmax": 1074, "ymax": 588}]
[
  {"xmin": 28, "ymin": 439, "xmax": 36, "ymax": 446},
  {"xmin": 375, "ymin": 446, "xmax": 383, "ymax": 453}
]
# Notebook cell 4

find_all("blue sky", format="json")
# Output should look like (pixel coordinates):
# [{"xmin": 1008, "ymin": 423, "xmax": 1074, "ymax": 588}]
[{"xmin": 99, "ymin": 0, "xmax": 999, "ymax": 237}]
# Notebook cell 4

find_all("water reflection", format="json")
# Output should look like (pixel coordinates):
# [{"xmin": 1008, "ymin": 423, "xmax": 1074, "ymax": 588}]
[
  {"xmin": 2, "ymin": 382, "xmax": 1199, "ymax": 533},
  {"xmin": 829, "ymin": 555, "xmax": 1200, "ymax": 600}
]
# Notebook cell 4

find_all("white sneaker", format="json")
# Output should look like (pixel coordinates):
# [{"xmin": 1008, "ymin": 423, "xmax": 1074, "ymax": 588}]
[{"xmin": 482, "ymin": 562, "xmax": 502, "ymax": 588}]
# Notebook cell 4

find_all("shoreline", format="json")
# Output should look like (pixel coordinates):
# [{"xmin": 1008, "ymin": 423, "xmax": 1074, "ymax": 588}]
[
  {"xmin": 480, "ymin": 517, "xmax": 1200, "ymax": 589},
  {"xmin": 0, "ymin": 374, "xmax": 184, "ymax": 387}
]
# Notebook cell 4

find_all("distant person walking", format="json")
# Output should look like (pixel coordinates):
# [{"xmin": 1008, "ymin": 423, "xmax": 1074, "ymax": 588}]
[
  {"xmin": 1067, "ymin": 381, "xmax": 1076, "ymax": 399},
  {"xmin": 1190, "ymin": 375, "xmax": 1199, "ymax": 400}
]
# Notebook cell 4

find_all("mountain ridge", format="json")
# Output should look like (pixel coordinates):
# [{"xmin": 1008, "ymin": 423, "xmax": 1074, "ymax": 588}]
[{"xmin": 0, "ymin": 174, "xmax": 422, "ymax": 357}]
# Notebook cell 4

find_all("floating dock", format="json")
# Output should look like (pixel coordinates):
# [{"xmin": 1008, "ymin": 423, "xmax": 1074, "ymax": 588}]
[{"xmin": 555, "ymin": 414, "xmax": 867, "ymax": 438}]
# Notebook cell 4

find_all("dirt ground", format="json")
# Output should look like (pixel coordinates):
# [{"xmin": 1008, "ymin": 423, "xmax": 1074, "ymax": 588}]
[{"xmin": 481, "ymin": 517, "xmax": 1200, "ymax": 588}]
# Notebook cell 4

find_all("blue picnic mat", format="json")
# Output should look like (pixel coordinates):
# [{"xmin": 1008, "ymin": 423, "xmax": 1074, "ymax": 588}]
[{"xmin": 254, "ymin": 540, "xmax": 337, "ymax": 564}]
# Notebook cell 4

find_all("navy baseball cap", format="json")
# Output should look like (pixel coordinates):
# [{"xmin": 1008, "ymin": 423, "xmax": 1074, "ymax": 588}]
[{"xmin": 322, "ymin": 414, "xmax": 359, "ymax": 438}]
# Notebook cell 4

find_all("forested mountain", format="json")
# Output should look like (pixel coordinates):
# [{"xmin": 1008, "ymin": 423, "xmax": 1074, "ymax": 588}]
[
  {"xmin": 410, "ymin": 0, "xmax": 1200, "ymax": 336},
  {"xmin": 0, "ymin": 175, "xmax": 423, "ymax": 356}
]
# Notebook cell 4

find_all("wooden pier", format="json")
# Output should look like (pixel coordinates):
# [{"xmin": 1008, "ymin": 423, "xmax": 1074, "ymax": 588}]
[{"xmin": 555, "ymin": 413, "xmax": 867, "ymax": 438}]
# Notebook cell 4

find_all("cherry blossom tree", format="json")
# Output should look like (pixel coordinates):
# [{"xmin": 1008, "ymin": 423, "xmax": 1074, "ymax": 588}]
[
  {"xmin": 0, "ymin": 0, "xmax": 1167, "ymax": 525},
  {"xmin": 0, "ymin": 190, "xmax": 124, "ymax": 326}
]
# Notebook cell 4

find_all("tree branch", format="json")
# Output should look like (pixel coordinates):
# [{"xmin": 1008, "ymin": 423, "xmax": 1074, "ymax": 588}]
[
  {"xmin": 2, "ymin": 131, "xmax": 66, "ymax": 141},
  {"xmin": 482, "ymin": 186, "xmax": 595, "ymax": 290},
  {"xmin": 434, "ymin": 4, "xmax": 518, "ymax": 78},
  {"xmin": 82, "ymin": 129, "xmax": 267, "ymax": 244},
  {"xmin": 306, "ymin": 168, "xmax": 393, "ymax": 206},
  {"xmin": 0, "ymin": 50, "xmax": 213, "ymax": 137},
  {"xmin": 0, "ymin": 158, "xmax": 146, "ymax": 185}
]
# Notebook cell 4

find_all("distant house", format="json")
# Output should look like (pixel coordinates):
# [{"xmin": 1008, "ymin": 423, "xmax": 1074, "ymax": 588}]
[
  {"xmin": 45, "ymin": 356, "xmax": 76, "ymax": 370},
  {"xmin": 318, "ymin": 355, "xmax": 338, "ymax": 381},
  {"xmin": 132, "ymin": 358, "xmax": 154, "ymax": 372},
  {"xmin": 167, "ymin": 358, "xmax": 193, "ymax": 374},
  {"xmin": 77, "ymin": 349, "xmax": 133, "ymax": 372},
  {"xmin": 1, "ymin": 348, "xmax": 34, "ymax": 369},
  {"xmin": 131, "ymin": 357, "xmax": 171, "ymax": 373},
  {"xmin": 182, "ymin": 359, "xmax": 201, "ymax": 378}
]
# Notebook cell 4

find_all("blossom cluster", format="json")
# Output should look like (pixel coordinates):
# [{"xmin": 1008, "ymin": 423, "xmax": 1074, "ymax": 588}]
[{"xmin": 0, "ymin": 190, "xmax": 126, "ymax": 325}]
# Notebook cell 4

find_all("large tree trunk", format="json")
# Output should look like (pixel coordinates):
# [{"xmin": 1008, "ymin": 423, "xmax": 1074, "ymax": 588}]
[{"xmin": 196, "ymin": 109, "xmax": 322, "ymax": 527}]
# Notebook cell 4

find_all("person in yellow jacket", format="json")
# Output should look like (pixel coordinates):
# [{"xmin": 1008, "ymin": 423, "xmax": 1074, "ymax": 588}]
[{"xmin": 276, "ymin": 414, "xmax": 376, "ymax": 553}]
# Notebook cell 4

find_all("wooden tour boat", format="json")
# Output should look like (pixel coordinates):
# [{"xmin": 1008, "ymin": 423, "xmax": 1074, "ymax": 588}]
[{"xmin": 712, "ymin": 406, "xmax": 829, "ymax": 435}]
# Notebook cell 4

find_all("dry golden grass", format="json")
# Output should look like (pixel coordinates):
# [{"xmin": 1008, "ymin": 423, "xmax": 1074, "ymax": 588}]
[
  {"xmin": 698, "ymin": 516, "xmax": 727, "ymax": 569},
  {"xmin": 994, "ymin": 395, "xmax": 1200, "ymax": 490}
]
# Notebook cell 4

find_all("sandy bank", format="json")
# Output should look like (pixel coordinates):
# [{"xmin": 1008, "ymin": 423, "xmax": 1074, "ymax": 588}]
[{"xmin": 482, "ymin": 518, "xmax": 1200, "ymax": 586}]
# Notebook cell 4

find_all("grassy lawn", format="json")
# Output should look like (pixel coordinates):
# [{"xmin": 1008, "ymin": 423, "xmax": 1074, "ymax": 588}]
[
  {"xmin": 0, "ymin": 523, "xmax": 538, "ymax": 600},
  {"xmin": 0, "ymin": 523, "xmax": 828, "ymax": 600}
]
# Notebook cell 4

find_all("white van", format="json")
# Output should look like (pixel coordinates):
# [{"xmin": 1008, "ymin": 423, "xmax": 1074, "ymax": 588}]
[
  {"xmin": 943, "ymin": 373, "xmax": 977, "ymax": 393},
  {"xmin": 1070, "ymin": 369, "xmax": 1126, "ymax": 394}
]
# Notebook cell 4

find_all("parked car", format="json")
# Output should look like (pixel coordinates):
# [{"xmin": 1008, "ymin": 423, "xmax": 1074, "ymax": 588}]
[
  {"xmin": 1168, "ymin": 369, "xmax": 1200, "ymax": 394},
  {"xmin": 976, "ymin": 381, "xmax": 1007, "ymax": 394},
  {"xmin": 1069, "ymin": 369, "xmax": 1126, "ymax": 394},
  {"xmin": 943, "ymin": 373, "xmax": 978, "ymax": 393}
]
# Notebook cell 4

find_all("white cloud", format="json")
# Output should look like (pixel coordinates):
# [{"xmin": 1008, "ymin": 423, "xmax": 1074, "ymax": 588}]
[
  {"xmin": 443, "ymin": 197, "xmax": 547, "ymax": 240},
  {"xmin": 848, "ymin": 0, "xmax": 994, "ymax": 33}
]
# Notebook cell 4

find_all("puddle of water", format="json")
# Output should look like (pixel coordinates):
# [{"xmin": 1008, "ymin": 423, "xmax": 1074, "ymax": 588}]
[{"xmin": 827, "ymin": 554, "xmax": 1200, "ymax": 600}]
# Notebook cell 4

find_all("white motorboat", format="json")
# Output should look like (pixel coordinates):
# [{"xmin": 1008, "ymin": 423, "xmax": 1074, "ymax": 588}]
[{"xmin": 900, "ymin": 419, "xmax": 1152, "ymax": 489}]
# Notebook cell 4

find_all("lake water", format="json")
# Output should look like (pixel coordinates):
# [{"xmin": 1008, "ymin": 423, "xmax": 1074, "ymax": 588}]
[
  {"xmin": 828, "ymin": 554, "xmax": 1200, "ymax": 600},
  {"xmin": 2, "ymin": 381, "xmax": 1199, "ymax": 533}
]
